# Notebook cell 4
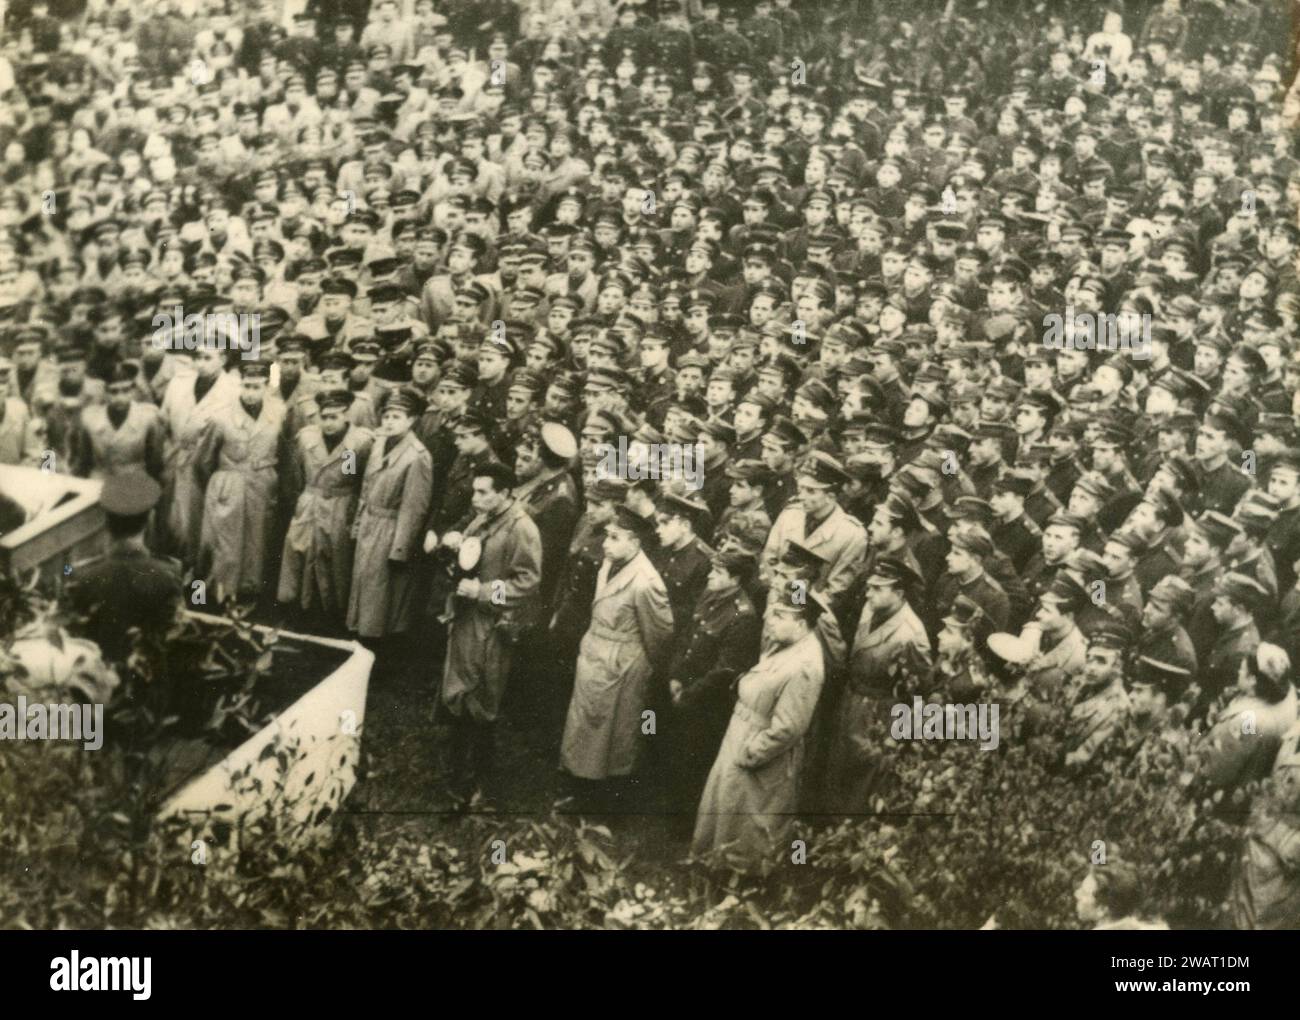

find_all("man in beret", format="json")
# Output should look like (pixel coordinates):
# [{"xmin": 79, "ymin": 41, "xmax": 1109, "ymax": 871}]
[
  {"xmin": 1022, "ymin": 575, "xmax": 1090, "ymax": 690},
  {"xmin": 1129, "ymin": 488, "xmax": 1185, "ymax": 596},
  {"xmin": 1137, "ymin": 575, "xmax": 1199, "ymax": 679},
  {"xmin": 1201, "ymin": 571, "xmax": 1266, "ymax": 717},
  {"xmin": 1194, "ymin": 410, "xmax": 1253, "ymax": 516},
  {"xmin": 194, "ymin": 360, "xmax": 286, "ymax": 605},
  {"xmin": 1065, "ymin": 620, "xmax": 1133, "ymax": 768},
  {"xmin": 652, "ymin": 490, "xmax": 716, "ymax": 637},
  {"xmin": 933, "ymin": 526, "xmax": 1012, "ymax": 637},
  {"xmin": 990, "ymin": 467, "xmax": 1044, "ymax": 572},
  {"xmin": 431, "ymin": 407, "xmax": 503, "ymax": 536},
  {"xmin": 1264, "ymin": 450, "xmax": 1300, "ymax": 594}
]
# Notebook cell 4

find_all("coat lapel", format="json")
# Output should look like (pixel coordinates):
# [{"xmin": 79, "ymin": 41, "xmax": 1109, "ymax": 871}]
[
  {"xmin": 801, "ymin": 504, "xmax": 843, "ymax": 552},
  {"xmin": 860, "ymin": 604, "xmax": 905, "ymax": 651},
  {"xmin": 594, "ymin": 550, "xmax": 644, "ymax": 604}
]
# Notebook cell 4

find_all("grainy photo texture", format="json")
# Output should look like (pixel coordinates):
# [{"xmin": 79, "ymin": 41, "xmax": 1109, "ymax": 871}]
[{"xmin": 0, "ymin": 0, "xmax": 1299, "ymax": 932}]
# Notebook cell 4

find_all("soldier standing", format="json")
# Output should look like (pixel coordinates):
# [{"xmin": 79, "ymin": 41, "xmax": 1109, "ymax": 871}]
[
  {"xmin": 438, "ymin": 461, "xmax": 543, "ymax": 807},
  {"xmin": 194, "ymin": 361, "xmax": 285, "ymax": 606},
  {"xmin": 663, "ymin": 548, "xmax": 761, "ymax": 840},
  {"xmin": 277, "ymin": 389, "xmax": 374, "ymax": 634}
]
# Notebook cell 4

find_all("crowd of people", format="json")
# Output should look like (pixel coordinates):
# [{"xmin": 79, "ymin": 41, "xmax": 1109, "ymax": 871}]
[{"xmin": 2, "ymin": 0, "xmax": 1300, "ymax": 925}]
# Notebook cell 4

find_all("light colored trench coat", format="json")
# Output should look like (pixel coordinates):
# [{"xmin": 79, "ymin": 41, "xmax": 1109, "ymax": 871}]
[
  {"xmin": 346, "ymin": 429, "xmax": 433, "ymax": 637},
  {"xmin": 693, "ymin": 629, "xmax": 825, "ymax": 867},
  {"xmin": 277, "ymin": 424, "xmax": 373, "ymax": 616},
  {"xmin": 196, "ymin": 398, "xmax": 285, "ymax": 599},
  {"xmin": 160, "ymin": 368, "xmax": 238, "ymax": 561},
  {"xmin": 560, "ymin": 550, "xmax": 673, "ymax": 780}
]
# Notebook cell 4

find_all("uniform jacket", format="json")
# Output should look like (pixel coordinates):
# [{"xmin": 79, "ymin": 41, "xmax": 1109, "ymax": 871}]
[
  {"xmin": 0, "ymin": 397, "xmax": 44, "ymax": 467},
  {"xmin": 1231, "ymin": 720, "xmax": 1300, "ymax": 929},
  {"xmin": 824, "ymin": 601, "xmax": 931, "ymax": 813},
  {"xmin": 651, "ymin": 535, "xmax": 713, "ymax": 636},
  {"xmin": 75, "ymin": 402, "xmax": 165, "ymax": 480},
  {"xmin": 1025, "ymin": 623, "xmax": 1088, "ymax": 692},
  {"xmin": 761, "ymin": 501, "xmax": 868, "ymax": 612},
  {"xmin": 515, "ymin": 464, "xmax": 580, "ymax": 626},
  {"xmin": 1066, "ymin": 676, "xmax": 1130, "ymax": 765},
  {"xmin": 1201, "ymin": 688, "xmax": 1297, "ymax": 793},
  {"xmin": 66, "ymin": 543, "xmax": 183, "ymax": 662}
]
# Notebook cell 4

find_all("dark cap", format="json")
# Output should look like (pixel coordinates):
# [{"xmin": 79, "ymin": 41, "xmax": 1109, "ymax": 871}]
[{"xmin": 99, "ymin": 470, "xmax": 162, "ymax": 516}]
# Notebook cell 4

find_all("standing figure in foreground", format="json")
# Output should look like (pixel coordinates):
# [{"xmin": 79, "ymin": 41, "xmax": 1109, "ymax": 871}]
[
  {"xmin": 439, "ymin": 461, "xmax": 543, "ymax": 806},
  {"xmin": 560, "ymin": 504, "xmax": 674, "ymax": 812},
  {"xmin": 347, "ymin": 387, "xmax": 434, "ymax": 644},
  {"xmin": 277, "ymin": 389, "xmax": 374, "ymax": 633},
  {"xmin": 693, "ymin": 588, "xmax": 826, "ymax": 869}
]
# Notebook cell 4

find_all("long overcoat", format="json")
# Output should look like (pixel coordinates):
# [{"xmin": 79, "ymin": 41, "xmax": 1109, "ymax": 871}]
[
  {"xmin": 160, "ymin": 369, "xmax": 238, "ymax": 560},
  {"xmin": 560, "ymin": 549, "xmax": 673, "ymax": 780},
  {"xmin": 346, "ymin": 429, "xmax": 434, "ymax": 637},
  {"xmin": 824, "ymin": 602, "xmax": 931, "ymax": 812},
  {"xmin": 196, "ymin": 398, "xmax": 285, "ymax": 599},
  {"xmin": 441, "ymin": 499, "xmax": 543, "ymax": 723},
  {"xmin": 277, "ymin": 424, "xmax": 373, "ymax": 615},
  {"xmin": 692, "ymin": 629, "xmax": 825, "ymax": 867}
]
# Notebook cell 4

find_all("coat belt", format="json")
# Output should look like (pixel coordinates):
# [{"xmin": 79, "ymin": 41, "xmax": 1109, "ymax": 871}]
[
  {"xmin": 360, "ymin": 505, "xmax": 400, "ymax": 519},
  {"xmin": 586, "ymin": 624, "xmax": 642, "ymax": 645}
]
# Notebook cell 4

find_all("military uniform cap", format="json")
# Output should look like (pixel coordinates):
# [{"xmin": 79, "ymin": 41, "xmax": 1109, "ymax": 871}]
[
  {"xmin": 314, "ymin": 389, "xmax": 356, "ymax": 413},
  {"xmin": 1215, "ymin": 571, "xmax": 1269, "ymax": 610},
  {"xmin": 764, "ymin": 417, "xmax": 808, "ymax": 449},
  {"xmin": 994, "ymin": 467, "xmax": 1037, "ymax": 497},
  {"xmin": 1085, "ymin": 615, "xmax": 1134, "ymax": 649},
  {"xmin": 1148, "ymin": 575, "xmax": 1194, "ymax": 617},
  {"xmin": 610, "ymin": 503, "xmax": 656, "ymax": 540},
  {"xmin": 1040, "ymin": 573, "xmax": 1088, "ymax": 611},
  {"xmin": 100, "ymin": 470, "xmax": 162, "ymax": 517},
  {"xmin": 441, "ymin": 361, "xmax": 478, "ymax": 389},
  {"xmin": 779, "ymin": 538, "xmax": 829, "ymax": 572},
  {"xmin": 1133, "ymin": 656, "xmax": 1192, "ymax": 699},
  {"xmin": 798, "ymin": 450, "xmax": 851, "ymax": 488},
  {"xmin": 866, "ymin": 555, "xmax": 921, "ymax": 590},
  {"xmin": 944, "ymin": 495, "xmax": 994, "ymax": 524}
]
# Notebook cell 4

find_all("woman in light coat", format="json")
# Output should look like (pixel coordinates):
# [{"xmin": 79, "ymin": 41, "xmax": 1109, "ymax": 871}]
[{"xmin": 693, "ymin": 593, "xmax": 826, "ymax": 869}]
